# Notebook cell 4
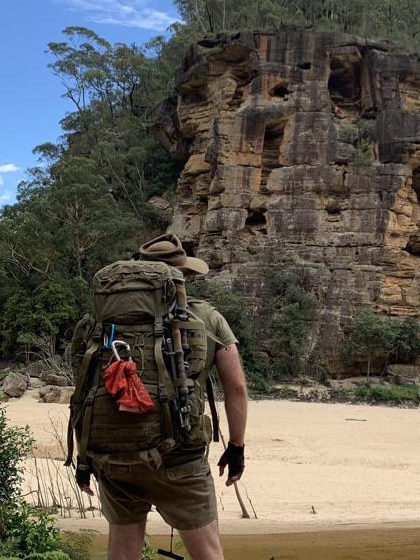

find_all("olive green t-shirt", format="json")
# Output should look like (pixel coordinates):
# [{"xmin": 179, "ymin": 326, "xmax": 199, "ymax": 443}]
[{"xmin": 187, "ymin": 298, "xmax": 239, "ymax": 370}]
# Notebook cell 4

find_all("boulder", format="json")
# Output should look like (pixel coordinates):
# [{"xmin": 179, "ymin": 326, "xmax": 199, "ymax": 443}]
[
  {"xmin": 25, "ymin": 360, "xmax": 46, "ymax": 378},
  {"xmin": 43, "ymin": 373, "xmax": 70, "ymax": 387},
  {"xmin": 3, "ymin": 372, "xmax": 28, "ymax": 398},
  {"xmin": 39, "ymin": 386, "xmax": 74, "ymax": 404}
]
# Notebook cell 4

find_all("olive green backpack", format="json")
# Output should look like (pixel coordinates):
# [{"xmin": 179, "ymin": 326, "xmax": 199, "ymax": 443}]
[{"xmin": 66, "ymin": 260, "xmax": 218, "ymax": 471}]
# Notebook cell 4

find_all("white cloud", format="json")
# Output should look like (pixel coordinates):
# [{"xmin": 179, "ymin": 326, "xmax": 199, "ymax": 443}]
[
  {"xmin": 0, "ymin": 163, "xmax": 20, "ymax": 195},
  {"xmin": 57, "ymin": 0, "xmax": 179, "ymax": 31},
  {"xmin": 0, "ymin": 164, "xmax": 19, "ymax": 174}
]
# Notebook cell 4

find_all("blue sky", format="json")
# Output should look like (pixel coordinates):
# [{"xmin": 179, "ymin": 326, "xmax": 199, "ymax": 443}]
[{"xmin": 0, "ymin": 0, "xmax": 180, "ymax": 208}]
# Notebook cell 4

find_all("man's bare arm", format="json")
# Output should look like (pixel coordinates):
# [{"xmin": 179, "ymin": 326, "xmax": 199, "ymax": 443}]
[{"xmin": 215, "ymin": 343, "xmax": 248, "ymax": 485}]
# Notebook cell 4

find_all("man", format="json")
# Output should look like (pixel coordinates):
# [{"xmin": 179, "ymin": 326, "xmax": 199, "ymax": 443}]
[{"xmin": 77, "ymin": 233, "xmax": 248, "ymax": 560}]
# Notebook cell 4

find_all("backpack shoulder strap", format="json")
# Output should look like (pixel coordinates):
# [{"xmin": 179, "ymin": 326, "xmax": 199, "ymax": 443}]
[
  {"xmin": 187, "ymin": 298, "xmax": 225, "ymax": 443},
  {"xmin": 187, "ymin": 299, "xmax": 226, "ymax": 348}
]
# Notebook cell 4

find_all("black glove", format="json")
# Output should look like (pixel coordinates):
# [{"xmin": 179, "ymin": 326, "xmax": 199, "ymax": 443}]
[
  {"xmin": 75, "ymin": 456, "xmax": 95, "ymax": 490},
  {"xmin": 217, "ymin": 442, "xmax": 245, "ymax": 482}
]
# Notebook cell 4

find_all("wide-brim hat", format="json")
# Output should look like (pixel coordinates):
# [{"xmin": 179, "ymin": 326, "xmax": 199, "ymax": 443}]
[{"xmin": 139, "ymin": 233, "xmax": 209, "ymax": 276}]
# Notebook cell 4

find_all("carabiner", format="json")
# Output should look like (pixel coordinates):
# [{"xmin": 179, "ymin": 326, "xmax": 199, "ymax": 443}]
[
  {"xmin": 104, "ymin": 323, "xmax": 115, "ymax": 349},
  {"xmin": 111, "ymin": 340, "xmax": 131, "ymax": 361}
]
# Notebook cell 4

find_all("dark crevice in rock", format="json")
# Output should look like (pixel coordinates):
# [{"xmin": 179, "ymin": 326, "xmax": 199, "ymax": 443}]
[
  {"xmin": 411, "ymin": 167, "xmax": 420, "ymax": 203},
  {"xmin": 228, "ymin": 86, "xmax": 244, "ymax": 108},
  {"xmin": 260, "ymin": 120, "xmax": 286, "ymax": 192},
  {"xmin": 182, "ymin": 240, "xmax": 198, "ymax": 258},
  {"xmin": 245, "ymin": 210, "xmax": 267, "ymax": 233},
  {"xmin": 405, "ymin": 234, "xmax": 420, "ymax": 256},
  {"xmin": 297, "ymin": 62, "xmax": 311, "ymax": 70},
  {"xmin": 328, "ymin": 54, "xmax": 361, "ymax": 120},
  {"xmin": 269, "ymin": 84, "xmax": 290, "ymax": 98},
  {"xmin": 326, "ymin": 202, "xmax": 341, "ymax": 215},
  {"xmin": 404, "ymin": 167, "xmax": 420, "ymax": 256}
]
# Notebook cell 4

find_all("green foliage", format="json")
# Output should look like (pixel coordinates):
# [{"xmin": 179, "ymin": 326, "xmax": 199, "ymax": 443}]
[
  {"xmin": 0, "ymin": 405, "xmax": 33, "ymax": 511},
  {"xmin": 354, "ymin": 138, "xmax": 374, "ymax": 168},
  {"xmin": 341, "ymin": 307, "xmax": 395, "ymax": 378},
  {"xmin": 1, "ymin": 290, "xmax": 33, "ymax": 357},
  {"xmin": 58, "ymin": 531, "xmax": 94, "ymax": 560},
  {"xmin": 25, "ymin": 553, "xmax": 70, "ymax": 560},
  {"xmin": 202, "ymin": 281, "xmax": 270, "ymax": 392},
  {"xmin": 31, "ymin": 278, "xmax": 79, "ymax": 338},
  {"xmin": 0, "ymin": 499, "xmax": 61, "ymax": 558},
  {"xmin": 390, "ymin": 317, "xmax": 420, "ymax": 363},
  {"xmin": 264, "ymin": 268, "xmax": 318, "ymax": 378},
  {"xmin": 354, "ymin": 383, "xmax": 420, "ymax": 405},
  {"xmin": 0, "ymin": 408, "xmax": 66, "ymax": 559},
  {"xmin": 342, "ymin": 311, "xmax": 420, "ymax": 378},
  {"xmin": 310, "ymin": 363, "xmax": 330, "ymax": 385},
  {"xmin": 140, "ymin": 539, "xmax": 158, "ymax": 560},
  {"xmin": 173, "ymin": 0, "xmax": 420, "ymax": 50},
  {"xmin": 0, "ymin": 552, "xmax": 70, "ymax": 560}
]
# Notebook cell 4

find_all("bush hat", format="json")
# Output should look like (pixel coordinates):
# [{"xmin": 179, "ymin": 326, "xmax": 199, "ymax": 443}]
[{"xmin": 139, "ymin": 233, "xmax": 209, "ymax": 276}]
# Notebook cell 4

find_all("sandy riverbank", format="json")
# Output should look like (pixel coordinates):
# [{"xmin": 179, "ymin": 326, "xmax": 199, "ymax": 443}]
[{"xmin": 5, "ymin": 389, "xmax": 420, "ymax": 536}]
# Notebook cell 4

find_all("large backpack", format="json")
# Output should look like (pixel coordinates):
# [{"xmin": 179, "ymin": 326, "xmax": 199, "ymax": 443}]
[{"xmin": 66, "ymin": 260, "xmax": 218, "ymax": 470}]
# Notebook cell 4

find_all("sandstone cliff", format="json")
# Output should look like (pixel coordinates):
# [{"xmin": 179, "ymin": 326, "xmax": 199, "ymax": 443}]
[{"xmin": 154, "ymin": 31, "xmax": 420, "ymax": 375}]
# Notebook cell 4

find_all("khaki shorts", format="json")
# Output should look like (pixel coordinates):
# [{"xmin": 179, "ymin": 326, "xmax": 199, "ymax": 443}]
[{"xmin": 95, "ymin": 456, "xmax": 218, "ymax": 530}]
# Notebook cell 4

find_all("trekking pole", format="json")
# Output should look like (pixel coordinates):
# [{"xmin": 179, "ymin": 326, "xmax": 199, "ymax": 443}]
[
  {"xmin": 157, "ymin": 527, "xmax": 185, "ymax": 560},
  {"xmin": 170, "ymin": 277, "xmax": 192, "ymax": 432},
  {"xmin": 163, "ymin": 335, "xmax": 181, "ymax": 419},
  {"xmin": 171, "ymin": 324, "xmax": 191, "ymax": 432},
  {"xmin": 174, "ymin": 279, "xmax": 191, "ymax": 370}
]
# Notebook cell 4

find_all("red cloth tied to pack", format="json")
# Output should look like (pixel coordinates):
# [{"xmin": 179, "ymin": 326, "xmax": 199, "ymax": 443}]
[{"xmin": 103, "ymin": 359, "xmax": 154, "ymax": 414}]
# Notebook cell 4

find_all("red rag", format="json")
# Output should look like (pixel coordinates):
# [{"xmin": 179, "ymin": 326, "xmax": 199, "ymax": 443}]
[{"xmin": 103, "ymin": 359, "xmax": 154, "ymax": 414}]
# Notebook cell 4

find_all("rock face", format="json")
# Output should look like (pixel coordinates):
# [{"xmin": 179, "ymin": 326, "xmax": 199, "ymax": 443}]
[{"xmin": 154, "ymin": 31, "xmax": 420, "ymax": 374}]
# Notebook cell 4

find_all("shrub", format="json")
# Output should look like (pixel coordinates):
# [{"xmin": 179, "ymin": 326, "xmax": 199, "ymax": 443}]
[
  {"xmin": 341, "ymin": 307, "xmax": 395, "ymax": 379},
  {"xmin": 1, "ymin": 502, "xmax": 61, "ymax": 558},
  {"xmin": 354, "ymin": 383, "xmax": 420, "ymax": 405},
  {"xmin": 0, "ymin": 404, "xmax": 65, "ymax": 559},
  {"xmin": 264, "ymin": 268, "xmax": 318, "ymax": 379},
  {"xmin": 25, "ymin": 552, "xmax": 70, "ymax": 560},
  {"xmin": 191, "ymin": 280, "xmax": 272, "ymax": 393},
  {"xmin": 0, "ymin": 404, "xmax": 34, "ymax": 537}
]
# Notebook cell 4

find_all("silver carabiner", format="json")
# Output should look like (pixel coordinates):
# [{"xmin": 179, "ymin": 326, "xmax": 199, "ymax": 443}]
[{"xmin": 111, "ymin": 340, "xmax": 131, "ymax": 361}]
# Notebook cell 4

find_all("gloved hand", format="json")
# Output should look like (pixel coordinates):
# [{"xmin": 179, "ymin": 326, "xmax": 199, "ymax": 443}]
[
  {"xmin": 75, "ymin": 456, "xmax": 95, "ymax": 496},
  {"xmin": 217, "ymin": 442, "xmax": 245, "ymax": 486}
]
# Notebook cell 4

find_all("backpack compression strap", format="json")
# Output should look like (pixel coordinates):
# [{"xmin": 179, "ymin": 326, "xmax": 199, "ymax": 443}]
[{"xmin": 64, "ymin": 336, "xmax": 101, "ymax": 467}]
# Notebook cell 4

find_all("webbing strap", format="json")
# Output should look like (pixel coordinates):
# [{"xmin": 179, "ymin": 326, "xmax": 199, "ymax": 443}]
[
  {"xmin": 206, "ymin": 376, "xmax": 220, "ymax": 443},
  {"xmin": 154, "ymin": 290, "xmax": 175, "ymax": 441},
  {"xmin": 72, "ymin": 337, "xmax": 101, "ymax": 401},
  {"xmin": 78, "ymin": 362, "xmax": 101, "ymax": 465},
  {"xmin": 186, "ymin": 306, "xmax": 224, "ymax": 443},
  {"xmin": 170, "ymin": 318, "xmax": 205, "ymax": 331},
  {"xmin": 65, "ymin": 338, "xmax": 100, "ymax": 467},
  {"xmin": 64, "ymin": 415, "xmax": 75, "ymax": 467}
]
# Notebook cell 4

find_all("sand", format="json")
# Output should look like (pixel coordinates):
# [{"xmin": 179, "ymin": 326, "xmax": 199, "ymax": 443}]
[{"xmin": 5, "ymin": 389, "xmax": 420, "ymax": 536}]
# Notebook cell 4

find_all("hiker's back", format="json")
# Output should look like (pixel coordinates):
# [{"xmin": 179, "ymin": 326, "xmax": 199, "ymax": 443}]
[{"xmin": 69, "ymin": 260, "xmax": 210, "ymax": 465}]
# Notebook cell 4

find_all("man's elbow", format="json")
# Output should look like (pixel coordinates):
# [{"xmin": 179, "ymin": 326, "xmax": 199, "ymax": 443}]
[{"xmin": 226, "ymin": 377, "xmax": 248, "ymax": 398}]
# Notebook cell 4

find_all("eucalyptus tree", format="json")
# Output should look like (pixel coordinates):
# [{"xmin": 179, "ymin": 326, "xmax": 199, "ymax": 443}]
[
  {"xmin": 173, "ymin": 0, "xmax": 291, "ymax": 33},
  {"xmin": 341, "ymin": 307, "xmax": 396, "ymax": 380},
  {"xmin": 46, "ymin": 27, "xmax": 182, "ymax": 216},
  {"xmin": 173, "ymin": 0, "xmax": 420, "ymax": 50}
]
